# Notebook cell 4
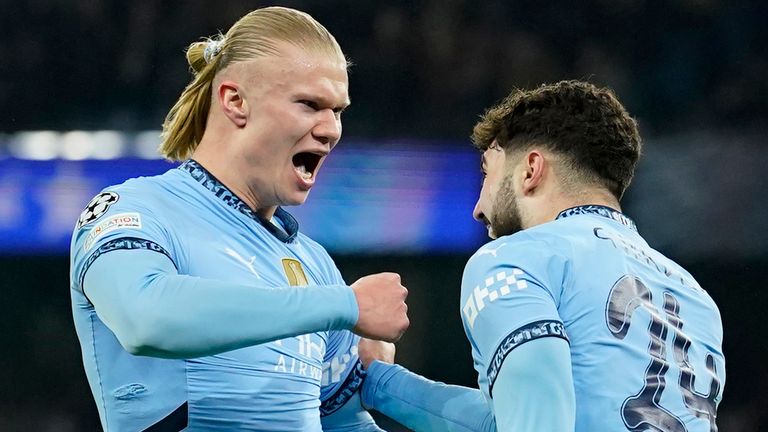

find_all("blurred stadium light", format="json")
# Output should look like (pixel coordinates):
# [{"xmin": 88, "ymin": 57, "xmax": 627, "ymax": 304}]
[
  {"xmin": 0, "ymin": 131, "xmax": 487, "ymax": 254},
  {"xmin": 2, "ymin": 130, "xmax": 765, "ymax": 258}
]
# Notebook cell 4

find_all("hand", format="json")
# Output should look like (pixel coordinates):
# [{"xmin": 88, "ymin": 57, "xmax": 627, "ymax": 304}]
[
  {"xmin": 358, "ymin": 338, "xmax": 396, "ymax": 369},
  {"xmin": 351, "ymin": 272, "xmax": 409, "ymax": 343}
]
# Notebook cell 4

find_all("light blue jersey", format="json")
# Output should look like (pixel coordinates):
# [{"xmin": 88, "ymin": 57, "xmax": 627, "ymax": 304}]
[
  {"xmin": 70, "ymin": 160, "xmax": 378, "ymax": 431},
  {"xmin": 362, "ymin": 205, "xmax": 724, "ymax": 432},
  {"xmin": 461, "ymin": 205, "xmax": 725, "ymax": 431}
]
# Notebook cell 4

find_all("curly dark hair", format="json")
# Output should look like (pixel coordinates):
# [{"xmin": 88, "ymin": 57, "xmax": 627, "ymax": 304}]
[{"xmin": 471, "ymin": 80, "xmax": 642, "ymax": 199}]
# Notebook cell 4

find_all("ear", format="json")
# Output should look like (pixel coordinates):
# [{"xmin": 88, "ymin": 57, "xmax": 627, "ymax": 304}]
[
  {"xmin": 217, "ymin": 80, "xmax": 248, "ymax": 127},
  {"xmin": 521, "ymin": 150, "xmax": 546, "ymax": 195}
]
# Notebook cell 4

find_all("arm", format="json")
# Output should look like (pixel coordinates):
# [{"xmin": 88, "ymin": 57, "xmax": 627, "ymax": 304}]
[
  {"xmin": 463, "ymin": 239, "xmax": 575, "ymax": 430},
  {"xmin": 490, "ymin": 337, "xmax": 574, "ymax": 431},
  {"xmin": 83, "ymin": 248, "xmax": 358, "ymax": 358},
  {"xmin": 73, "ymin": 190, "xmax": 408, "ymax": 353},
  {"xmin": 361, "ymin": 337, "xmax": 573, "ymax": 432},
  {"xmin": 360, "ymin": 237, "xmax": 577, "ymax": 431},
  {"xmin": 361, "ymin": 361, "xmax": 495, "ymax": 432}
]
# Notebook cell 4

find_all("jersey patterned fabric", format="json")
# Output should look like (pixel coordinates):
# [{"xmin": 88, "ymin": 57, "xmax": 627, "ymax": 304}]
[
  {"xmin": 460, "ymin": 205, "xmax": 725, "ymax": 431},
  {"xmin": 70, "ymin": 160, "xmax": 365, "ymax": 431}
]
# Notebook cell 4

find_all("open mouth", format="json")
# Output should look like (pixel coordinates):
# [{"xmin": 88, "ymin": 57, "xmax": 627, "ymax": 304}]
[{"xmin": 292, "ymin": 152, "xmax": 323, "ymax": 181}]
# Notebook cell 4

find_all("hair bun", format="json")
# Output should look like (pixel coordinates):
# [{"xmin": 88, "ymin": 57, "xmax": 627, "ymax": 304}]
[{"xmin": 203, "ymin": 38, "xmax": 225, "ymax": 64}]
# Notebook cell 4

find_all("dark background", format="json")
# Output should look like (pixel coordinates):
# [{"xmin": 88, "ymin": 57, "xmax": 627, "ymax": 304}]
[{"xmin": 1, "ymin": 1, "xmax": 767, "ymax": 430}]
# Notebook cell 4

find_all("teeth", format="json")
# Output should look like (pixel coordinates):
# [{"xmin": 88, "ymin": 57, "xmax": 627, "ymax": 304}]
[{"xmin": 296, "ymin": 165, "xmax": 312, "ymax": 180}]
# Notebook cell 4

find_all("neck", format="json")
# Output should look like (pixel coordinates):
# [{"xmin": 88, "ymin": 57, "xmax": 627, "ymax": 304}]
[
  {"xmin": 192, "ymin": 137, "xmax": 278, "ymax": 220},
  {"xmin": 527, "ymin": 188, "xmax": 621, "ymax": 228}
]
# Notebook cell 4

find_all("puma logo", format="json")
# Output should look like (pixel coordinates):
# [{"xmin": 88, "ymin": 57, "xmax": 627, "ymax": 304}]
[
  {"xmin": 476, "ymin": 243, "xmax": 508, "ymax": 258},
  {"xmin": 225, "ymin": 247, "xmax": 261, "ymax": 278}
]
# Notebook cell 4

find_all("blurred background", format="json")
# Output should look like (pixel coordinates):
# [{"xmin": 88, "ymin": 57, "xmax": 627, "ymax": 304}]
[{"xmin": 1, "ymin": 0, "xmax": 766, "ymax": 430}]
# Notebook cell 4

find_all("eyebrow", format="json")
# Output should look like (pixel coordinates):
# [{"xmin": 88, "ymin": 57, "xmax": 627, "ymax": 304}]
[
  {"xmin": 337, "ymin": 99, "xmax": 351, "ymax": 112},
  {"xmin": 297, "ymin": 93, "xmax": 351, "ymax": 111}
]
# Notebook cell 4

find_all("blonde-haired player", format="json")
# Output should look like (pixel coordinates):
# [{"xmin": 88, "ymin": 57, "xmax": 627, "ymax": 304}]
[{"xmin": 71, "ymin": 7, "xmax": 408, "ymax": 431}]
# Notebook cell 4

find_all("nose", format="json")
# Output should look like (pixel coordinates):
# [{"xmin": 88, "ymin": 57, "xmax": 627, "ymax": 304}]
[
  {"xmin": 312, "ymin": 110, "xmax": 342, "ymax": 146},
  {"xmin": 472, "ymin": 200, "xmax": 485, "ymax": 223}
]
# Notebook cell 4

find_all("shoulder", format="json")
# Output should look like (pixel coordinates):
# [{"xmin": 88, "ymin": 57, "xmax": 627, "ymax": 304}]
[
  {"xmin": 71, "ymin": 170, "xmax": 185, "ymax": 257},
  {"xmin": 70, "ymin": 170, "xmax": 184, "ymax": 289},
  {"xmin": 462, "ymin": 223, "xmax": 583, "ymax": 303},
  {"xmin": 75, "ymin": 169, "xmax": 183, "ymax": 229},
  {"xmin": 467, "ymin": 225, "xmax": 574, "ymax": 274},
  {"xmin": 109, "ymin": 169, "xmax": 185, "ymax": 205}
]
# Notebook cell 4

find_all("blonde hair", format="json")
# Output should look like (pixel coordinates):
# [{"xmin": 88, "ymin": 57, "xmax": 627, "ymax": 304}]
[{"xmin": 159, "ymin": 6, "xmax": 346, "ymax": 161}]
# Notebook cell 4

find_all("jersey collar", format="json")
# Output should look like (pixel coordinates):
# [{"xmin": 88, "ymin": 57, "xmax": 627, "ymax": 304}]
[
  {"xmin": 179, "ymin": 159, "xmax": 299, "ymax": 243},
  {"xmin": 556, "ymin": 204, "xmax": 637, "ymax": 232}
]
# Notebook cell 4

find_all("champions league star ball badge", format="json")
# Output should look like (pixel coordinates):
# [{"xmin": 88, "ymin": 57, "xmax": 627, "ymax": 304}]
[{"xmin": 77, "ymin": 192, "xmax": 120, "ymax": 229}]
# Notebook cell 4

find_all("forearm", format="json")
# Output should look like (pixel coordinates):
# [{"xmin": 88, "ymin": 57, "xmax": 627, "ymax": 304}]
[
  {"xmin": 362, "ymin": 362, "xmax": 495, "ymax": 432},
  {"xmin": 84, "ymin": 249, "xmax": 358, "ymax": 358}
]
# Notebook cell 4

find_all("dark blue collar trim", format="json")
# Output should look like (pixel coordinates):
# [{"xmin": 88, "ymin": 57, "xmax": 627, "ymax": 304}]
[
  {"xmin": 556, "ymin": 205, "xmax": 637, "ymax": 232},
  {"xmin": 179, "ymin": 159, "xmax": 298, "ymax": 243}
]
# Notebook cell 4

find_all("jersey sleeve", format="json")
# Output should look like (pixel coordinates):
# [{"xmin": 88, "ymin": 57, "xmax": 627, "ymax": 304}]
[
  {"xmin": 360, "ymin": 344, "xmax": 575, "ymax": 432},
  {"xmin": 70, "ymin": 188, "xmax": 359, "ymax": 358},
  {"xmin": 491, "ymin": 338, "xmax": 575, "ymax": 431},
  {"xmin": 361, "ymin": 361, "xmax": 496, "ymax": 432},
  {"xmin": 460, "ymin": 237, "xmax": 570, "ymax": 396},
  {"xmin": 71, "ymin": 187, "xmax": 178, "ymax": 296}
]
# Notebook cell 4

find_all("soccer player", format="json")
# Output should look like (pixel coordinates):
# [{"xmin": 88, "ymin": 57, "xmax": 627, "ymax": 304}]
[
  {"xmin": 69, "ymin": 7, "xmax": 409, "ymax": 431},
  {"xmin": 359, "ymin": 81, "xmax": 725, "ymax": 431}
]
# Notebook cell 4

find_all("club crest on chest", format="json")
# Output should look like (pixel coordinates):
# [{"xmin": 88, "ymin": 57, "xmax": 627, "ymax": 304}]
[{"xmin": 282, "ymin": 258, "xmax": 309, "ymax": 286}]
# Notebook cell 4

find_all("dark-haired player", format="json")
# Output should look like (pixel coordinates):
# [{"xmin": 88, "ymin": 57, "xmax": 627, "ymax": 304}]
[{"xmin": 361, "ymin": 81, "xmax": 725, "ymax": 432}]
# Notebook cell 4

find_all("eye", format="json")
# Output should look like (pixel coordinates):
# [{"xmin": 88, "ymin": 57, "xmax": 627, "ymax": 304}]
[{"xmin": 299, "ymin": 100, "xmax": 320, "ymax": 111}]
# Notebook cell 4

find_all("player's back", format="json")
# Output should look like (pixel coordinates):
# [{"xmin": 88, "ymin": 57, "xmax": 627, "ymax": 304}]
[{"xmin": 551, "ymin": 207, "xmax": 725, "ymax": 431}]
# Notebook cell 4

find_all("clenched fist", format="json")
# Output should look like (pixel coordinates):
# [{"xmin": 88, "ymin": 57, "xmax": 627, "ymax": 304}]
[
  {"xmin": 351, "ymin": 272, "xmax": 409, "ymax": 342},
  {"xmin": 358, "ymin": 338, "xmax": 396, "ymax": 369}
]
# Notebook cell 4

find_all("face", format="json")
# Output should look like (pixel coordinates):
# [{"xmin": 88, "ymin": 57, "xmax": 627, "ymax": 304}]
[
  {"xmin": 231, "ymin": 43, "xmax": 350, "ymax": 210},
  {"xmin": 473, "ymin": 143, "xmax": 524, "ymax": 239}
]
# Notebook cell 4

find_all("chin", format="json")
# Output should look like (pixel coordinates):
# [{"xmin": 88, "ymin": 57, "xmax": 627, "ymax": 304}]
[
  {"xmin": 487, "ymin": 227, "xmax": 497, "ymax": 239},
  {"xmin": 282, "ymin": 192, "xmax": 311, "ymax": 207}
]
